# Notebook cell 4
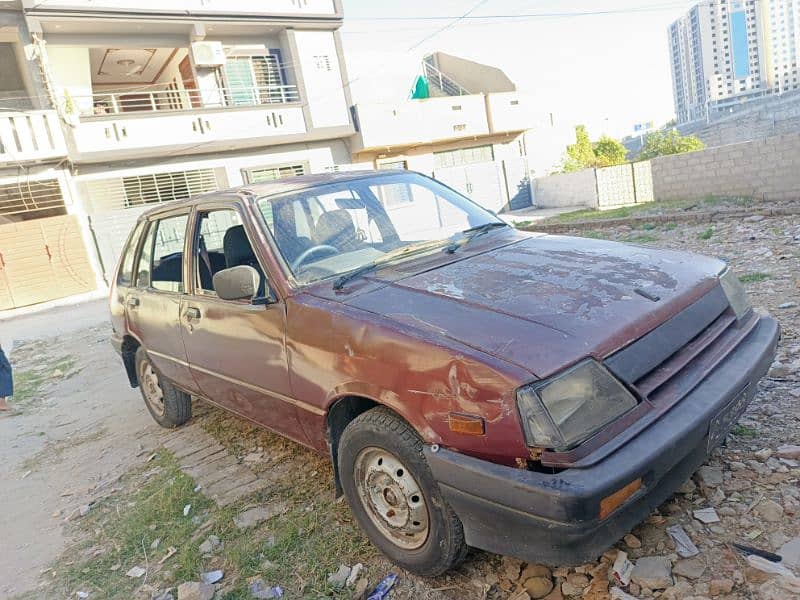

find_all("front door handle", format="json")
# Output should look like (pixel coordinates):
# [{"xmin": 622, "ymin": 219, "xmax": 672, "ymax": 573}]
[
  {"xmin": 185, "ymin": 307, "xmax": 201, "ymax": 321},
  {"xmin": 126, "ymin": 296, "xmax": 140, "ymax": 308}
]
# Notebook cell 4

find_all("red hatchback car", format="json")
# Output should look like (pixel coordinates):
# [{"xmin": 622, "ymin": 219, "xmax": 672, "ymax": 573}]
[{"xmin": 111, "ymin": 170, "xmax": 778, "ymax": 575}]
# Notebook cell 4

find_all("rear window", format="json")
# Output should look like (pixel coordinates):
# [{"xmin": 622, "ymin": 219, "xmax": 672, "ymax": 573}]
[{"xmin": 117, "ymin": 220, "xmax": 145, "ymax": 287}]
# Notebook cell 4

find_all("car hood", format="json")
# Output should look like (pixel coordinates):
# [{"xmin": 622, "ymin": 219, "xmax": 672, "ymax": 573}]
[{"xmin": 340, "ymin": 234, "xmax": 725, "ymax": 379}]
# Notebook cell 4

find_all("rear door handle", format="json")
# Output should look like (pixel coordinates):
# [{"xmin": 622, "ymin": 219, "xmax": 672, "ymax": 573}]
[
  {"xmin": 126, "ymin": 296, "xmax": 140, "ymax": 308},
  {"xmin": 185, "ymin": 307, "xmax": 201, "ymax": 320}
]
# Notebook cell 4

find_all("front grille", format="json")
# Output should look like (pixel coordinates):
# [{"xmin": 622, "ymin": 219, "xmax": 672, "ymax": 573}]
[{"xmin": 606, "ymin": 285, "xmax": 757, "ymax": 409}]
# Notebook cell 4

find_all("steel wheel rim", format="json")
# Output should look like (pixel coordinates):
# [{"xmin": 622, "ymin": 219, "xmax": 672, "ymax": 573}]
[
  {"xmin": 139, "ymin": 360, "xmax": 165, "ymax": 416},
  {"xmin": 354, "ymin": 447, "xmax": 430, "ymax": 550}
]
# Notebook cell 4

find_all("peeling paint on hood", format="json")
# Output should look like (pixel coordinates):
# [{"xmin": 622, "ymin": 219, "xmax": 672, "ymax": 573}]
[{"xmin": 340, "ymin": 234, "xmax": 725, "ymax": 379}]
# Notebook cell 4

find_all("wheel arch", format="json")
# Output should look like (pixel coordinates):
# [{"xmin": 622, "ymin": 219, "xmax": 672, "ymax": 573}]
[{"xmin": 327, "ymin": 395, "xmax": 380, "ymax": 496}]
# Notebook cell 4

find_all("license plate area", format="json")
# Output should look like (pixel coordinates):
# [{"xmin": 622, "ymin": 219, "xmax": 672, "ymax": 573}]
[{"xmin": 708, "ymin": 385, "xmax": 750, "ymax": 453}]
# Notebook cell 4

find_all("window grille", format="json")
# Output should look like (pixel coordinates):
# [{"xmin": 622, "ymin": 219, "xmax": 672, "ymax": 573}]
[{"xmin": 0, "ymin": 178, "xmax": 65, "ymax": 217}]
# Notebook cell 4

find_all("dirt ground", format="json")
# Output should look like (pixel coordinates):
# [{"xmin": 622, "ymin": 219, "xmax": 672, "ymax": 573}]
[
  {"xmin": 0, "ymin": 309, "xmax": 165, "ymax": 597},
  {"xmin": 1, "ymin": 212, "xmax": 798, "ymax": 599}
]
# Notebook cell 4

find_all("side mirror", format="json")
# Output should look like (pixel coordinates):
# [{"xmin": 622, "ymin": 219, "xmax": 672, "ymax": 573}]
[{"xmin": 213, "ymin": 266, "xmax": 260, "ymax": 301}]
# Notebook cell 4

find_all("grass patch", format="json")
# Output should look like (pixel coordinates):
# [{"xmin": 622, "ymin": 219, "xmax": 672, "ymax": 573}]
[
  {"xmin": 698, "ymin": 227, "xmax": 714, "ymax": 240},
  {"xmin": 512, "ymin": 219, "xmax": 533, "ymax": 229},
  {"xmin": 554, "ymin": 205, "xmax": 638, "ymax": 223},
  {"xmin": 44, "ymin": 451, "xmax": 213, "ymax": 599},
  {"xmin": 42, "ymin": 423, "xmax": 377, "ymax": 599},
  {"xmin": 9, "ymin": 351, "xmax": 80, "ymax": 410},
  {"xmin": 548, "ymin": 196, "xmax": 755, "ymax": 225},
  {"xmin": 663, "ymin": 222, "xmax": 678, "ymax": 231},
  {"xmin": 739, "ymin": 272, "xmax": 772, "ymax": 284},
  {"xmin": 623, "ymin": 233, "xmax": 660, "ymax": 244},
  {"xmin": 731, "ymin": 424, "xmax": 759, "ymax": 438}
]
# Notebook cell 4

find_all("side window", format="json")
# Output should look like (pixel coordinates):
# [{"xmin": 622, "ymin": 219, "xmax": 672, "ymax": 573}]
[
  {"xmin": 151, "ymin": 214, "xmax": 189, "ymax": 293},
  {"xmin": 117, "ymin": 220, "xmax": 145, "ymax": 287},
  {"xmin": 195, "ymin": 209, "xmax": 252, "ymax": 296},
  {"xmin": 135, "ymin": 222, "xmax": 156, "ymax": 289}
]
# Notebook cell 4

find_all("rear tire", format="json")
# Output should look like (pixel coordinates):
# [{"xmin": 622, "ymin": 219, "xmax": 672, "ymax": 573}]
[
  {"xmin": 338, "ymin": 406, "xmax": 468, "ymax": 576},
  {"xmin": 135, "ymin": 347, "xmax": 191, "ymax": 428}
]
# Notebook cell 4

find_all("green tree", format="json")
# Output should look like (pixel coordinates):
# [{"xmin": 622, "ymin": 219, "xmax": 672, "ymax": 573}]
[
  {"xmin": 639, "ymin": 129, "xmax": 705, "ymax": 160},
  {"xmin": 563, "ymin": 125, "xmax": 595, "ymax": 172},
  {"xmin": 562, "ymin": 125, "xmax": 628, "ymax": 171},
  {"xmin": 593, "ymin": 135, "xmax": 628, "ymax": 167}
]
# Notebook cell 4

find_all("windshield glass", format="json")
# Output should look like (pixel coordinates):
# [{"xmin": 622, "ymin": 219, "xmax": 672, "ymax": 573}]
[{"xmin": 256, "ymin": 172, "xmax": 504, "ymax": 284}]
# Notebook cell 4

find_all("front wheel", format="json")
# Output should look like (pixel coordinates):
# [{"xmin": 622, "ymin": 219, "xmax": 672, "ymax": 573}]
[
  {"xmin": 135, "ymin": 347, "xmax": 191, "ymax": 428},
  {"xmin": 338, "ymin": 407, "xmax": 467, "ymax": 576}
]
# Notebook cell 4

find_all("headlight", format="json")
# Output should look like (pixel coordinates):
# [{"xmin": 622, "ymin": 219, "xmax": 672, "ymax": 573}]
[
  {"xmin": 517, "ymin": 360, "xmax": 637, "ymax": 451},
  {"xmin": 719, "ymin": 267, "xmax": 751, "ymax": 320}
]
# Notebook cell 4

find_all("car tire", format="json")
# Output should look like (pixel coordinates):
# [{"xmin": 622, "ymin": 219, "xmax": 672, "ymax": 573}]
[
  {"xmin": 135, "ymin": 347, "xmax": 191, "ymax": 428},
  {"xmin": 338, "ymin": 406, "xmax": 468, "ymax": 576}
]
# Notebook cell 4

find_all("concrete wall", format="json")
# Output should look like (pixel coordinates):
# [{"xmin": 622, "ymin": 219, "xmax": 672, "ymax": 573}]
[
  {"xmin": 532, "ymin": 169, "xmax": 597, "ymax": 208},
  {"xmin": 534, "ymin": 130, "xmax": 800, "ymax": 208},
  {"xmin": 651, "ymin": 132, "xmax": 800, "ymax": 201}
]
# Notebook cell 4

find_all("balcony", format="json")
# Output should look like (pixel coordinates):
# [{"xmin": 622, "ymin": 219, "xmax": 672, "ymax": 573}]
[
  {"xmin": 68, "ymin": 86, "xmax": 308, "ymax": 161},
  {"xmin": 353, "ymin": 95, "xmax": 491, "ymax": 152},
  {"xmin": 76, "ymin": 84, "xmax": 301, "ymax": 117},
  {"xmin": 353, "ymin": 92, "xmax": 538, "ymax": 153},
  {"xmin": 23, "ymin": 0, "xmax": 339, "ymax": 17},
  {"xmin": 0, "ymin": 111, "xmax": 68, "ymax": 166},
  {"xmin": 46, "ymin": 45, "xmax": 339, "ymax": 161}
]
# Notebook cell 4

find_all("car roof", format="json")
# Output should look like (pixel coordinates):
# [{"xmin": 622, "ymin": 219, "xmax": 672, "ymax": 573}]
[{"xmin": 137, "ymin": 169, "xmax": 408, "ymax": 220}]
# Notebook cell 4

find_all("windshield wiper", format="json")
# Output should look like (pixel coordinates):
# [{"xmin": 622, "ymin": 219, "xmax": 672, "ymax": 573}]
[
  {"xmin": 443, "ymin": 221, "xmax": 508, "ymax": 254},
  {"xmin": 332, "ymin": 240, "xmax": 450, "ymax": 290}
]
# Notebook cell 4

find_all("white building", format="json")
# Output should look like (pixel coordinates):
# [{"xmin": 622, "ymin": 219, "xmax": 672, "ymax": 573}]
[
  {"xmin": 351, "ymin": 52, "xmax": 570, "ymax": 213},
  {"xmin": 669, "ymin": 0, "xmax": 800, "ymax": 123},
  {"xmin": 0, "ymin": 0, "xmax": 355, "ymax": 309}
]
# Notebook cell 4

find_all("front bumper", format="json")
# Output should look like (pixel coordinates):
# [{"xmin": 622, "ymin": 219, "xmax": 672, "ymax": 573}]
[{"xmin": 425, "ymin": 315, "xmax": 779, "ymax": 566}]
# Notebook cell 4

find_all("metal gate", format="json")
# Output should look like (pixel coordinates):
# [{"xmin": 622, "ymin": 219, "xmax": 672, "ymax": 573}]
[
  {"xmin": 434, "ymin": 162, "xmax": 506, "ymax": 213},
  {"xmin": 434, "ymin": 159, "xmax": 532, "ymax": 213},
  {"xmin": 0, "ymin": 215, "xmax": 96, "ymax": 310}
]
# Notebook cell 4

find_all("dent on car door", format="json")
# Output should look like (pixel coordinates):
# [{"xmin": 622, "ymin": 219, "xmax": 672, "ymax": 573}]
[
  {"xmin": 179, "ymin": 207, "xmax": 308, "ymax": 445},
  {"xmin": 126, "ymin": 214, "xmax": 199, "ymax": 394}
]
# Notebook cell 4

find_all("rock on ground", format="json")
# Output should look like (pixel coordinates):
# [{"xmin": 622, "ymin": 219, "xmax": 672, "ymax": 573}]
[
  {"xmin": 672, "ymin": 557, "xmax": 706, "ymax": 580},
  {"xmin": 176, "ymin": 581, "xmax": 215, "ymax": 600},
  {"xmin": 232, "ymin": 502, "xmax": 288, "ymax": 530},
  {"xmin": 631, "ymin": 556, "xmax": 673, "ymax": 590}
]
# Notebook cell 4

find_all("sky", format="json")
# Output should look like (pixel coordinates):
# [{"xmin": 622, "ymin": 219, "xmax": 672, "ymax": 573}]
[{"xmin": 340, "ymin": 0, "xmax": 699, "ymax": 139}]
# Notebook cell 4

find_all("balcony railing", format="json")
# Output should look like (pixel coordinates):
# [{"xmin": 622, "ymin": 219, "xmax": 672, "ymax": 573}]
[
  {"xmin": 77, "ymin": 84, "xmax": 301, "ymax": 117},
  {"xmin": 422, "ymin": 60, "xmax": 471, "ymax": 97},
  {"xmin": 0, "ymin": 110, "xmax": 68, "ymax": 164}
]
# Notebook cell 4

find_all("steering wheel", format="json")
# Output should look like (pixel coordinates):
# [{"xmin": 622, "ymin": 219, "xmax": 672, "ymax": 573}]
[{"xmin": 291, "ymin": 244, "xmax": 340, "ymax": 272}]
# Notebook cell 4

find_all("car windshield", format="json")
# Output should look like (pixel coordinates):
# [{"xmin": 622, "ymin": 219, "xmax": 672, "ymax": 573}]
[{"xmin": 256, "ymin": 172, "xmax": 505, "ymax": 285}]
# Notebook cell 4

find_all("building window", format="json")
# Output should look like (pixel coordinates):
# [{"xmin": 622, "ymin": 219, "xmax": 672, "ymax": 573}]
[
  {"xmin": 121, "ymin": 169, "xmax": 219, "ymax": 208},
  {"xmin": 0, "ymin": 178, "xmax": 66, "ymax": 219},
  {"xmin": 433, "ymin": 145, "xmax": 494, "ymax": 169},
  {"xmin": 223, "ymin": 53, "xmax": 286, "ymax": 105},
  {"xmin": 243, "ymin": 163, "xmax": 307, "ymax": 184}
]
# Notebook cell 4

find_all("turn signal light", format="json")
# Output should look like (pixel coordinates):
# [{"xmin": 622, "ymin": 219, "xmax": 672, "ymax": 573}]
[
  {"xmin": 448, "ymin": 413, "xmax": 485, "ymax": 436},
  {"xmin": 599, "ymin": 478, "xmax": 642, "ymax": 519}
]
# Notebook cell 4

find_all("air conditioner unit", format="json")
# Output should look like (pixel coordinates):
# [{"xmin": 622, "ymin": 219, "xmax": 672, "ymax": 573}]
[{"xmin": 191, "ymin": 42, "xmax": 226, "ymax": 67}]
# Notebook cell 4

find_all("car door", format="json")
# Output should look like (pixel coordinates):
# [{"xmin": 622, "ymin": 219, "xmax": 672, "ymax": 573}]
[
  {"xmin": 125, "ymin": 211, "xmax": 200, "ymax": 394},
  {"xmin": 179, "ymin": 204, "xmax": 308, "ymax": 445}
]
